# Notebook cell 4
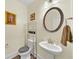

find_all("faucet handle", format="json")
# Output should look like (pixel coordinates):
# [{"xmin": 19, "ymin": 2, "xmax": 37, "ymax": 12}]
[{"xmin": 48, "ymin": 38, "xmax": 54, "ymax": 44}]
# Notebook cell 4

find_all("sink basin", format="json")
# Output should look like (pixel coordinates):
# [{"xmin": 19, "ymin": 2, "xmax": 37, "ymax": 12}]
[{"xmin": 39, "ymin": 41, "xmax": 63, "ymax": 55}]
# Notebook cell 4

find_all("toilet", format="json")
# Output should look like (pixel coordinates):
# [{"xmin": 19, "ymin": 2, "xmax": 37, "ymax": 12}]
[{"xmin": 18, "ymin": 38, "xmax": 34, "ymax": 59}]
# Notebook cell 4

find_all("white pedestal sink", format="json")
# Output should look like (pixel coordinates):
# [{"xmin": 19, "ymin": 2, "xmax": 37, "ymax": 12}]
[{"xmin": 39, "ymin": 41, "xmax": 63, "ymax": 59}]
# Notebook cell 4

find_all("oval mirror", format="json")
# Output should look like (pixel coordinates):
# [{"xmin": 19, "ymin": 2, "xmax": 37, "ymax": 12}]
[{"xmin": 43, "ymin": 7, "xmax": 64, "ymax": 32}]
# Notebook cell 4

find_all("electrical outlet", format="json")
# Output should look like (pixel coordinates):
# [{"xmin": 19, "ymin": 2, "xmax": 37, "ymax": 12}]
[{"xmin": 5, "ymin": 43, "xmax": 8, "ymax": 48}]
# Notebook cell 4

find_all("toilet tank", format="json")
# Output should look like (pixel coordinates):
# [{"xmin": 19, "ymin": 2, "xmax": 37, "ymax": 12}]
[{"xmin": 27, "ymin": 38, "xmax": 35, "ymax": 48}]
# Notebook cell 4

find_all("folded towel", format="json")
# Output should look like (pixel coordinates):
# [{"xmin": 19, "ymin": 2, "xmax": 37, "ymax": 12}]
[{"xmin": 61, "ymin": 25, "xmax": 73, "ymax": 46}]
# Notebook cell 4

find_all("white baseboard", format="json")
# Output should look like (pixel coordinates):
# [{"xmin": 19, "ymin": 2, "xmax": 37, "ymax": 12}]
[
  {"xmin": 5, "ymin": 51, "xmax": 18, "ymax": 59},
  {"xmin": 33, "ymin": 53, "xmax": 43, "ymax": 59},
  {"xmin": 5, "ymin": 51, "xmax": 43, "ymax": 59},
  {"xmin": 37, "ymin": 54, "xmax": 44, "ymax": 59}
]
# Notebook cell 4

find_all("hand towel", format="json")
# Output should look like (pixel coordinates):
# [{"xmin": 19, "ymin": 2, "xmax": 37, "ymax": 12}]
[
  {"xmin": 61, "ymin": 25, "xmax": 73, "ymax": 46},
  {"xmin": 67, "ymin": 25, "xmax": 73, "ymax": 42}
]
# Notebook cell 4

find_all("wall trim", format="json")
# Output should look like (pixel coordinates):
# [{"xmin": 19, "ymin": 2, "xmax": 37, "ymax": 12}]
[
  {"xmin": 6, "ymin": 51, "xmax": 43, "ymax": 59},
  {"xmin": 34, "ymin": 52, "xmax": 43, "ymax": 59},
  {"xmin": 37, "ymin": 53, "xmax": 44, "ymax": 59},
  {"xmin": 5, "ymin": 51, "xmax": 18, "ymax": 59}
]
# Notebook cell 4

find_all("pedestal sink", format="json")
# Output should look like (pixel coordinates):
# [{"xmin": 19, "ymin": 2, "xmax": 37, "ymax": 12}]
[{"xmin": 39, "ymin": 41, "xmax": 63, "ymax": 55}]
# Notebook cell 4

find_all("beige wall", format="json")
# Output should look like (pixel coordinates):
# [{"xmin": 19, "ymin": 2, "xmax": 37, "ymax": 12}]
[
  {"xmin": 27, "ymin": 0, "xmax": 73, "ymax": 59},
  {"xmin": 5, "ymin": 0, "xmax": 27, "ymax": 56}
]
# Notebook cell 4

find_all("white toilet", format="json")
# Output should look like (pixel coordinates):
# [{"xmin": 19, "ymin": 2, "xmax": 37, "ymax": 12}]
[{"xmin": 18, "ymin": 38, "xmax": 34, "ymax": 59}]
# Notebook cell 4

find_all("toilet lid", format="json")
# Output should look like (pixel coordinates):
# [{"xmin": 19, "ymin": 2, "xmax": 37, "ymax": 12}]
[{"xmin": 18, "ymin": 46, "xmax": 29, "ymax": 53}]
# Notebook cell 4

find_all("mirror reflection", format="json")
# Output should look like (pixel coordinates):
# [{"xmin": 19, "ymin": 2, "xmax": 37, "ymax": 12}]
[{"xmin": 45, "ymin": 9, "xmax": 60, "ymax": 31}]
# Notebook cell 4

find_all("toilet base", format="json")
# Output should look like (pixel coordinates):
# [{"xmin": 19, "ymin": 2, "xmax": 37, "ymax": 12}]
[{"xmin": 21, "ymin": 54, "xmax": 30, "ymax": 59}]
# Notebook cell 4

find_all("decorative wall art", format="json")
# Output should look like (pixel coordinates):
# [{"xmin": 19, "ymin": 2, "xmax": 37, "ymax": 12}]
[
  {"xmin": 30, "ymin": 13, "xmax": 35, "ymax": 21},
  {"xmin": 5, "ymin": 11, "xmax": 16, "ymax": 25}
]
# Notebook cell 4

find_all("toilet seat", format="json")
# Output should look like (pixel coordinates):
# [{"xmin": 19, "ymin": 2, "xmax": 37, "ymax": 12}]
[{"xmin": 18, "ymin": 48, "xmax": 32, "ymax": 55}]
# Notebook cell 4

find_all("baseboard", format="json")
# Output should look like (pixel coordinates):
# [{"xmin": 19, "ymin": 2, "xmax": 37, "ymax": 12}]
[
  {"xmin": 5, "ymin": 51, "xmax": 43, "ymax": 59},
  {"xmin": 5, "ymin": 51, "xmax": 18, "ymax": 59},
  {"xmin": 37, "ymin": 54, "xmax": 44, "ymax": 59},
  {"xmin": 34, "ymin": 53, "xmax": 43, "ymax": 59}
]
